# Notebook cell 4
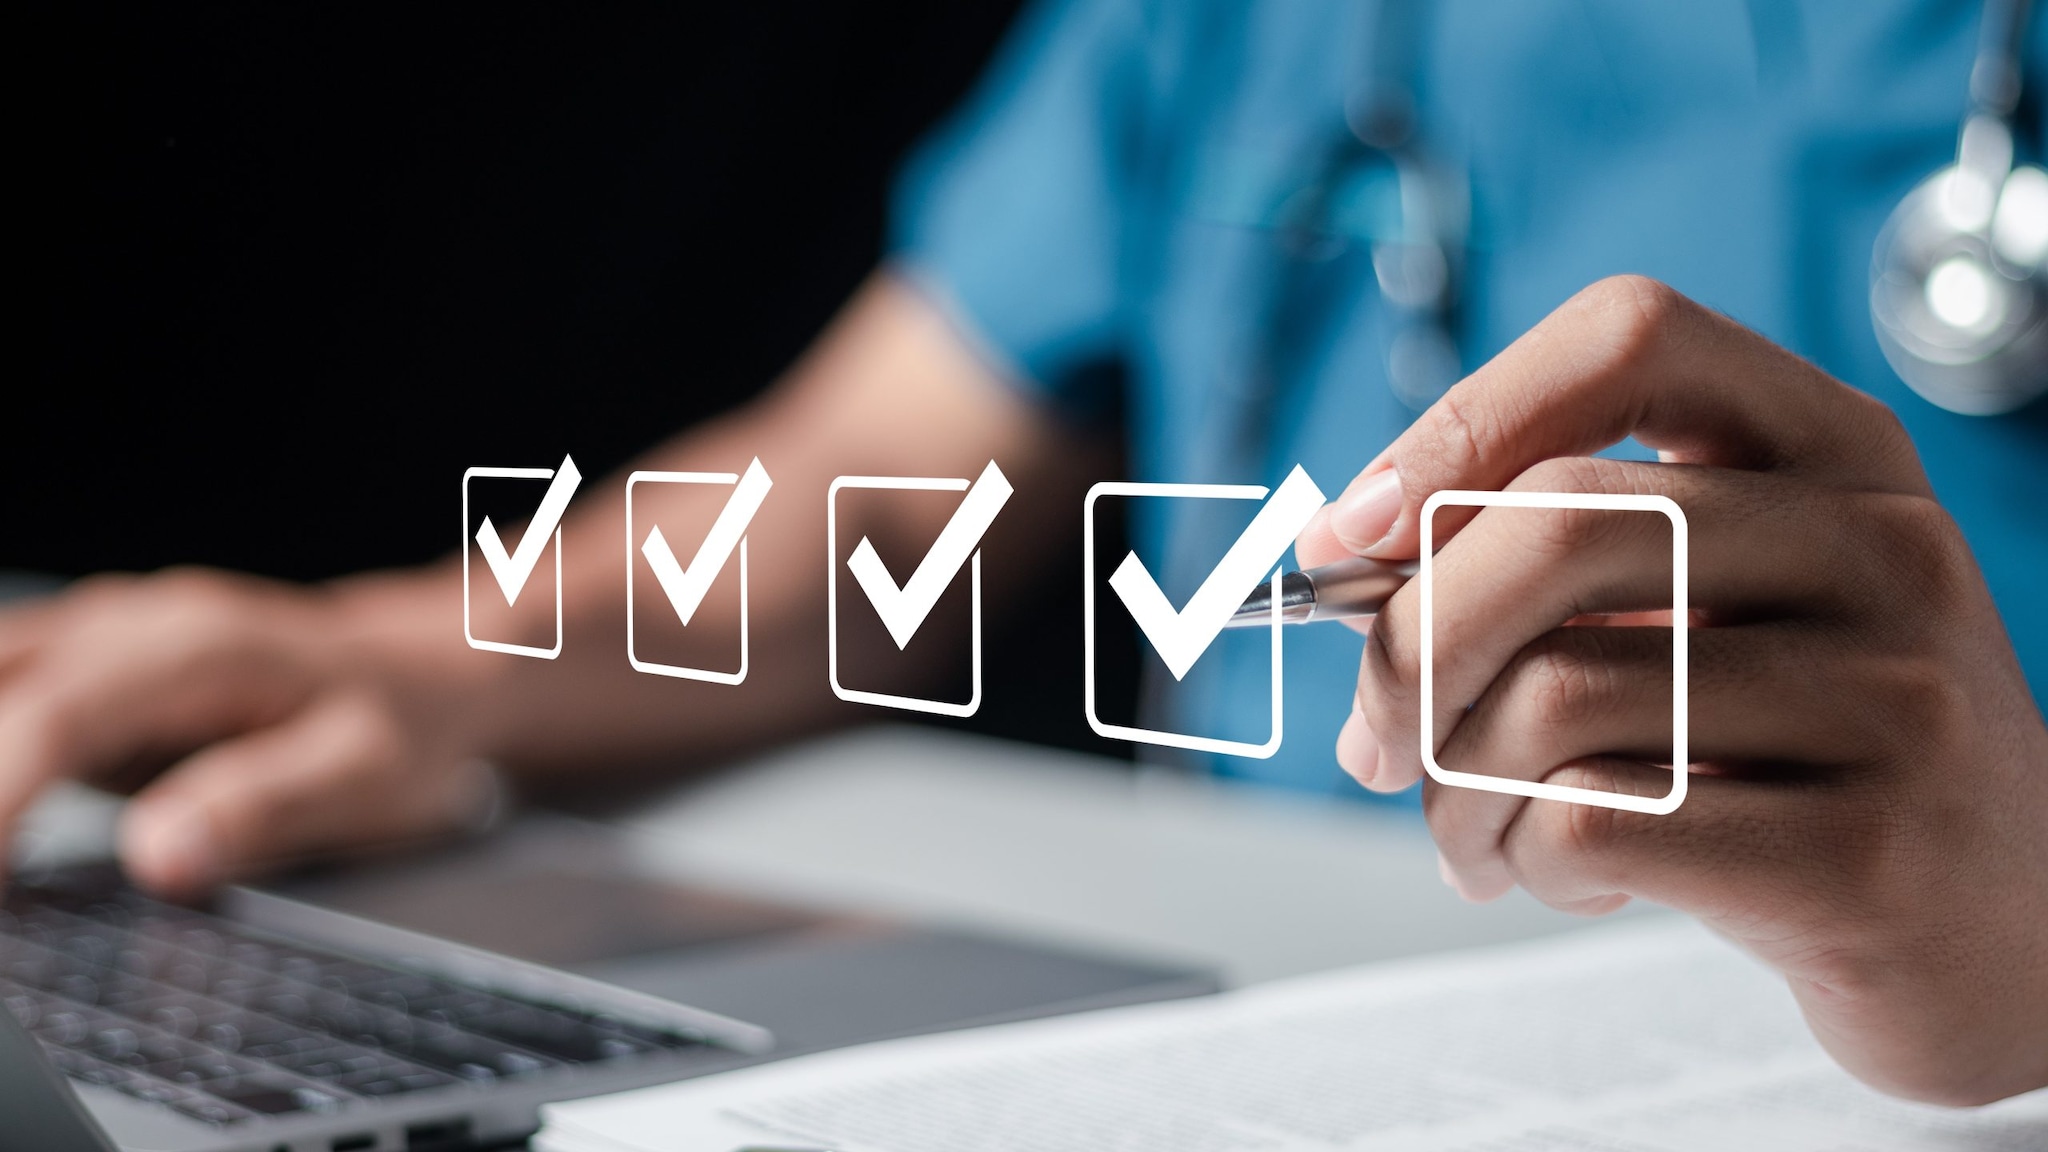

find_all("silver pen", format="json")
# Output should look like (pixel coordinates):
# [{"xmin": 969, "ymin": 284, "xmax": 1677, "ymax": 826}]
[{"xmin": 1223, "ymin": 556, "xmax": 1418, "ymax": 628}]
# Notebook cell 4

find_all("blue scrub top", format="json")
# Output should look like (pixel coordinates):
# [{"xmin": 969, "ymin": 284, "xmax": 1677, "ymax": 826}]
[{"xmin": 891, "ymin": 0, "xmax": 2048, "ymax": 796}]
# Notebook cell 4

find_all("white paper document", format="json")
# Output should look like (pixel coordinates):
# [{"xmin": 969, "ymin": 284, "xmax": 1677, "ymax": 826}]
[{"xmin": 536, "ymin": 918, "xmax": 2048, "ymax": 1152}]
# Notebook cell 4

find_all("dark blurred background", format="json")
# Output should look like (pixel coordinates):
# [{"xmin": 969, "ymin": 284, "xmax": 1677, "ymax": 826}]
[{"xmin": 14, "ymin": 0, "xmax": 1136, "ymax": 754}]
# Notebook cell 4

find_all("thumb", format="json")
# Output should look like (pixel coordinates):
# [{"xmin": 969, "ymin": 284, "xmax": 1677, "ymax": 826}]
[{"xmin": 119, "ymin": 691, "xmax": 497, "ymax": 896}]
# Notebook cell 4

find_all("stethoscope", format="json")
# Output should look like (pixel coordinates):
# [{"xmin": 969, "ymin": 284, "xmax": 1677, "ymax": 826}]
[
  {"xmin": 1287, "ymin": 0, "xmax": 2047, "ymax": 420},
  {"xmin": 1872, "ymin": 0, "xmax": 2048, "ymax": 415}
]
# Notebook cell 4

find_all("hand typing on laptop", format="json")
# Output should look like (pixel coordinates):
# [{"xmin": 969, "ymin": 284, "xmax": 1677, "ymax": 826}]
[{"xmin": 1297, "ymin": 277, "xmax": 2048, "ymax": 1107}]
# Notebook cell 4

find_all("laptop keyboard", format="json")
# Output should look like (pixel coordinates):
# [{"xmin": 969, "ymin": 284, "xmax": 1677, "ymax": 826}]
[{"xmin": 1, "ymin": 866, "xmax": 721, "ymax": 1128}]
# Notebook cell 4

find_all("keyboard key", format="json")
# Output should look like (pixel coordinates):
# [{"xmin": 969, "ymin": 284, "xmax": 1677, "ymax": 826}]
[
  {"xmin": 144, "ymin": 1001, "xmax": 202, "ymax": 1038},
  {"xmin": 70, "ymin": 1059, "xmax": 138, "ymax": 1088},
  {"xmin": 115, "ymin": 1077, "xmax": 192, "ymax": 1106},
  {"xmin": 200, "ymin": 1011, "xmax": 307, "ymax": 1053},
  {"xmin": 37, "ymin": 1009, "xmax": 93, "ymax": 1046},
  {"xmin": 338, "ymin": 1065, "xmax": 458, "ymax": 1097},
  {"xmin": 151, "ymin": 1052, "xmax": 254, "ymax": 1085},
  {"xmin": 94, "ymin": 974, "xmax": 161, "ymax": 1009},
  {"xmin": 271, "ymin": 1042, "xmax": 373, "ymax": 1081},
  {"xmin": 206, "ymin": 1077, "xmax": 342, "ymax": 1115},
  {"xmin": 90, "ymin": 1026, "xmax": 141, "ymax": 1061},
  {"xmin": 170, "ymin": 1096, "xmax": 254, "ymax": 1126},
  {"xmin": 54, "ymin": 972, "xmax": 102, "ymax": 1005}
]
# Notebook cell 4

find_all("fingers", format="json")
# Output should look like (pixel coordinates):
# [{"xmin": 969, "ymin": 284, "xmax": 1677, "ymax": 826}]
[
  {"xmin": 1445, "ymin": 625, "xmax": 1874, "ymax": 777},
  {"xmin": 1326, "ymin": 275, "xmax": 1927, "ymax": 558},
  {"xmin": 1359, "ymin": 457, "xmax": 1870, "ymax": 797},
  {"xmin": 1496, "ymin": 763, "xmax": 1833, "ymax": 922},
  {"xmin": 0, "ymin": 644, "xmax": 303, "ymax": 864},
  {"xmin": 119, "ymin": 691, "xmax": 496, "ymax": 897},
  {"xmin": 1421, "ymin": 624, "xmax": 1880, "ymax": 901},
  {"xmin": 0, "ymin": 574, "xmax": 322, "ymax": 876}
]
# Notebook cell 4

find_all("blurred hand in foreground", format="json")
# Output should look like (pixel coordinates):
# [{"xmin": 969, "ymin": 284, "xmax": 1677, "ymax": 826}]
[{"xmin": 0, "ymin": 569, "xmax": 499, "ymax": 897}]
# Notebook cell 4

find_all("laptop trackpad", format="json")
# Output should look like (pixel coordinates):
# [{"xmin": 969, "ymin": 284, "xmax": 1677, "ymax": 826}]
[{"xmin": 253, "ymin": 819, "xmax": 1213, "ymax": 1056}]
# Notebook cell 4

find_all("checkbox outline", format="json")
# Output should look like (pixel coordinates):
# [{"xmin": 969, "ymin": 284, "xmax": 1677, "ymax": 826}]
[
  {"xmin": 1420, "ymin": 489, "xmax": 1689, "ymax": 815},
  {"xmin": 626, "ymin": 469, "xmax": 754, "ymax": 685},
  {"xmin": 462, "ymin": 466, "xmax": 565, "ymax": 660},
  {"xmin": 1083, "ymin": 482, "xmax": 1286, "ymax": 759},
  {"xmin": 827, "ymin": 475, "xmax": 983, "ymax": 717}
]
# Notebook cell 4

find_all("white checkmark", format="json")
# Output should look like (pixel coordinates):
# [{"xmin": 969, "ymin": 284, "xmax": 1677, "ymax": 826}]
[
  {"xmin": 639, "ymin": 458, "xmax": 773, "ymax": 626},
  {"xmin": 845, "ymin": 460, "xmax": 1013, "ymax": 649},
  {"xmin": 1107, "ymin": 464, "xmax": 1327, "ymax": 680},
  {"xmin": 474, "ymin": 455, "xmax": 583, "ymax": 606}
]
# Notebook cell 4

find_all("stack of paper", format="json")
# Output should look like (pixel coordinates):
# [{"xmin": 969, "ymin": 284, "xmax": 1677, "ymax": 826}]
[{"xmin": 536, "ymin": 918, "xmax": 2048, "ymax": 1152}]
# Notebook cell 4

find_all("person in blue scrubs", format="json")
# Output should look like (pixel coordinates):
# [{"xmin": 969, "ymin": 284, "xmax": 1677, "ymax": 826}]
[
  {"xmin": 892, "ymin": 0, "xmax": 2048, "ymax": 796},
  {"xmin": 0, "ymin": 0, "xmax": 2043, "ymax": 1104}
]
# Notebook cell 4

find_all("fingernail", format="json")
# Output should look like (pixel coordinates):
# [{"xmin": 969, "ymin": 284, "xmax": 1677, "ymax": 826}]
[
  {"xmin": 1335, "ymin": 703, "xmax": 1380, "ymax": 788},
  {"xmin": 1330, "ymin": 468, "xmax": 1403, "ymax": 554}
]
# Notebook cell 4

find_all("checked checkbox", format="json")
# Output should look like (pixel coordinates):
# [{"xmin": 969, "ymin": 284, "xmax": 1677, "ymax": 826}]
[
  {"xmin": 829, "ymin": 460, "xmax": 1013, "ymax": 716},
  {"xmin": 627, "ymin": 458, "xmax": 774, "ymax": 684},
  {"xmin": 1085, "ymin": 466, "xmax": 1328, "ymax": 758},
  {"xmin": 464, "ymin": 454, "xmax": 582, "ymax": 659}
]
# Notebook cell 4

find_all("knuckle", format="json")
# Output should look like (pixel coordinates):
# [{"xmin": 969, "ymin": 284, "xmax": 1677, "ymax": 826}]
[
  {"xmin": 1367, "ymin": 606, "xmax": 1419, "ymax": 692},
  {"xmin": 1578, "ymin": 275, "xmax": 1693, "ymax": 366},
  {"xmin": 1511, "ymin": 455, "xmax": 1616, "ymax": 496},
  {"xmin": 1863, "ymin": 495, "xmax": 1971, "ymax": 597},
  {"xmin": 1545, "ymin": 768, "xmax": 1623, "ymax": 857},
  {"xmin": 1527, "ymin": 502, "xmax": 1618, "ymax": 554},
  {"xmin": 1428, "ymin": 390, "xmax": 1494, "ymax": 471},
  {"xmin": 1520, "ymin": 643, "xmax": 1607, "ymax": 733},
  {"xmin": 1502, "ymin": 460, "xmax": 1665, "ymax": 566}
]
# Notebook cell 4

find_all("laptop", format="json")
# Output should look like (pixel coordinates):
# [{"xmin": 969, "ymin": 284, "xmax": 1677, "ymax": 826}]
[{"xmin": 2, "ymin": 818, "xmax": 1216, "ymax": 1152}]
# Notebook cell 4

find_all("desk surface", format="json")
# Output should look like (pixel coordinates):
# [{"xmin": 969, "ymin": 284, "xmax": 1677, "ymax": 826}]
[
  {"xmin": 21, "ymin": 724, "xmax": 1663, "ymax": 988},
  {"xmin": 607, "ymin": 725, "xmax": 1664, "ymax": 986}
]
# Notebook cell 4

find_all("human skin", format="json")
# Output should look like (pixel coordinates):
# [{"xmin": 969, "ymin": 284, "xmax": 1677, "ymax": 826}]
[{"xmin": 1296, "ymin": 275, "xmax": 2048, "ymax": 1106}]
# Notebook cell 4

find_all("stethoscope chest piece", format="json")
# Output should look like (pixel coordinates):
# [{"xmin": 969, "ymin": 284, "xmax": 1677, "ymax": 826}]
[
  {"xmin": 1871, "ymin": 139, "xmax": 2048, "ymax": 416},
  {"xmin": 1870, "ymin": 0, "xmax": 2048, "ymax": 416}
]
